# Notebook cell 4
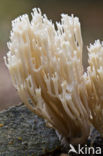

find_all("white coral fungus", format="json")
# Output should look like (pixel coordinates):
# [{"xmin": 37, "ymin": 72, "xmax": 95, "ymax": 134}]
[
  {"xmin": 84, "ymin": 40, "xmax": 103, "ymax": 134},
  {"xmin": 4, "ymin": 8, "xmax": 93, "ymax": 144}
]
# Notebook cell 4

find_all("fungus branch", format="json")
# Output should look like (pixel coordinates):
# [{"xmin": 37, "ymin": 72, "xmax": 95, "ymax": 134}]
[
  {"xmin": 4, "ymin": 8, "xmax": 95, "ymax": 145},
  {"xmin": 84, "ymin": 40, "xmax": 103, "ymax": 134}
]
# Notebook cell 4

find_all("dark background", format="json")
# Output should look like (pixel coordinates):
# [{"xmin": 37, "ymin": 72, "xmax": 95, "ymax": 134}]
[{"xmin": 0, "ymin": 0, "xmax": 103, "ymax": 110}]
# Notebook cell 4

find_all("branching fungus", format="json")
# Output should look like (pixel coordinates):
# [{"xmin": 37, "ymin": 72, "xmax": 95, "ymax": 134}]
[
  {"xmin": 84, "ymin": 40, "xmax": 103, "ymax": 134},
  {"xmin": 5, "ymin": 8, "xmax": 103, "ymax": 145}
]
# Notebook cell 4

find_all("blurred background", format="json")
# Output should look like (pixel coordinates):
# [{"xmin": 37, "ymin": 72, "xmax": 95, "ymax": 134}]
[{"xmin": 0, "ymin": 0, "xmax": 103, "ymax": 111}]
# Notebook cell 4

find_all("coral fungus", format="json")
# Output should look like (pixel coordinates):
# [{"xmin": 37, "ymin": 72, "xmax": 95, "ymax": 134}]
[
  {"xmin": 84, "ymin": 40, "xmax": 103, "ymax": 134},
  {"xmin": 4, "ymin": 8, "xmax": 103, "ymax": 145}
]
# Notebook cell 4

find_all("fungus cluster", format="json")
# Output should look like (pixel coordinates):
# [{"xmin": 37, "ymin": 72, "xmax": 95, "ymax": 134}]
[
  {"xmin": 84, "ymin": 40, "xmax": 103, "ymax": 134},
  {"xmin": 4, "ymin": 8, "xmax": 103, "ymax": 145}
]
